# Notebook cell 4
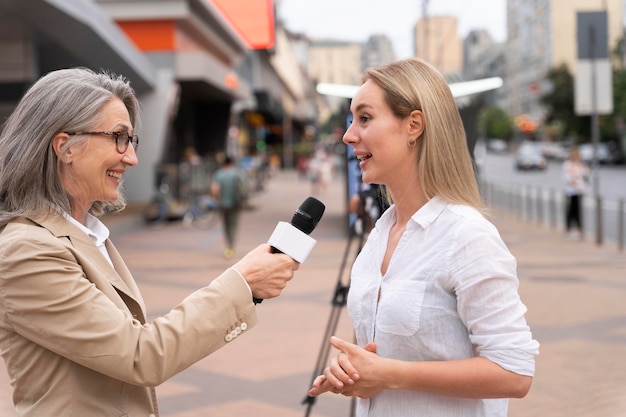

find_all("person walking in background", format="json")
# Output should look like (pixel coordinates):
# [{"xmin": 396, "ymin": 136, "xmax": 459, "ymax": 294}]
[
  {"xmin": 308, "ymin": 58, "xmax": 539, "ymax": 417},
  {"xmin": 307, "ymin": 148, "xmax": 333, "ymax": 196},
  {"xmin": 562, "ymin": 146, "xmax": 588, "ymax": 240},
  {"xmin": 211, "ymin": 155, "xmax": 246, "ymax": 258},
  {"xmin": 0, "ymin": 67, "xmax": 299, "ymax": 417}
]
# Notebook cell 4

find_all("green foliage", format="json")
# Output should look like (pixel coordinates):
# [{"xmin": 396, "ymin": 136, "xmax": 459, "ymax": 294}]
[
  {"xmin": 540, "ymin": 63, "xmax": 590, "ymax": 141},
  {"xmin": 478, "ymin": 106, "xmax": 514, "ymax": 140},
  {"xmin": 541, "ymin": 62, "xmax": 626, "ymax": 148},
  {"xmin": 600, "ymin": 69, "xmax": 626, "ymax": 143}
]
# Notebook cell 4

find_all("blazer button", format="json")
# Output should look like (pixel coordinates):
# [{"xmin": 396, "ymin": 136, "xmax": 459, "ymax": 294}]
[
  {"xmin": 225, "ymin": 333, "xmax": 233, "ymax": 342},
  {"xmin": 241, "ymin": 322, "xmax": 248, "ymax": 331},
  {"xmin": 149, "ymin": 414, "xmax": 156, "ymax": 417}
]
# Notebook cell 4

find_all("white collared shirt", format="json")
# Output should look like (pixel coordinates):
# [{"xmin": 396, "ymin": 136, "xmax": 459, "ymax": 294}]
[
  {"xmin": 347, "ymin": 196, "xmax": 539, "ymax": 417},
  {"xmin": 63, "ymin": 212, "xmax": 113, "ymax": 266}
]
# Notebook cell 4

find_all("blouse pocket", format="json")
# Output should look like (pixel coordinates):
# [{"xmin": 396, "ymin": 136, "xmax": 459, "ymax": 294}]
[
  {"xmin": 346, "ymin": 275, "xmax": 372, "ymax": 329},
  {"xmin": 376, "ymin": 279, "xmax": 427, "ymax": 336}
]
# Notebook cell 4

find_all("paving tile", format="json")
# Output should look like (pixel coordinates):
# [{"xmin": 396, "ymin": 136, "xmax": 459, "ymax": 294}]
[{"xmin": 0, "ymin": 170, "xmax": 625, "ymax": 416}]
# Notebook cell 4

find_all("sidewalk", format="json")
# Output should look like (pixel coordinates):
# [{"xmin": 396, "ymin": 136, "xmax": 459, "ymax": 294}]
[{"xmin": 0, "ymin": 169, "xmax": 625, "ymax": 416}]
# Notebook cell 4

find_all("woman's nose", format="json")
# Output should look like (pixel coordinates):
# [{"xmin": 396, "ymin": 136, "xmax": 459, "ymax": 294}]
[
  {"xmin": 343, "ymin": 123, "xmax": 357, "ymax": 145},
  {"xmin": 122, "ymin": 145, "xmax": 139, "ymax": 166}
]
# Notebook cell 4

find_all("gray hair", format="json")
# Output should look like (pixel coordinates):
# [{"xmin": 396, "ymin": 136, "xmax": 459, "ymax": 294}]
[{"xmin": 0, "ymin": 67, "xmax": 140, "ymax": 227}]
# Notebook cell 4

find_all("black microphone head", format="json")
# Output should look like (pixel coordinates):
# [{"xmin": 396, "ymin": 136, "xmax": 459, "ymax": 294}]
[{"xmin": 291, "ymin": 197, "xmax": 325, "ymax": 234}]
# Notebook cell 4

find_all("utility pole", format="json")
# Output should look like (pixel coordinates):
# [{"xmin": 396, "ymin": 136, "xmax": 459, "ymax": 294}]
[{"xmin": 422, "ymin": 0, "xmax": 429, "ymax": 60}]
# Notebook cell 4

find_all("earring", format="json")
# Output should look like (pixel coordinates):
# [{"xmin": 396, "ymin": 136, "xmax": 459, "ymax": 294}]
[{"xmin": 408, "ymin": 138, "xmax": 417, "ymax": 147}]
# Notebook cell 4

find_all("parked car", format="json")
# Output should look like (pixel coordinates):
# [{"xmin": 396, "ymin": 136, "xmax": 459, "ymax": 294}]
[
  {"xmin": 486, "ymin": 138, "xmax": 509, "ymax": 154},
  {"xmin": 540, "ymin": 142, "xmax": 568, "ymax": 160},
  {"xmin": 515, "ymin": 144, "xmax": 547, "ymax": 171},
  {"xmin": 578, "ymin": 143, "xmax": 612, "ymax": 165}
]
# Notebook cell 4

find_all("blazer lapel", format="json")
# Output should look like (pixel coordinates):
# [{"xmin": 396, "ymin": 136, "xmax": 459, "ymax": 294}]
[
  {"xmin": 31, "ymin": 213, "xmax": 148, "ymax": 322},
  {"xmin": 105, "ymin": 240, "xmax": 147, "ymax": 320}
]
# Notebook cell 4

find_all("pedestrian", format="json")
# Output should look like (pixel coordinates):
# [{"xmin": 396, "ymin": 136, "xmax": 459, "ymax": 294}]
[
  {"xmin": 308, "ymin": 58, "xmax": 539, "ymax": 417},
  {"xmin": 0, "ymin": 67, "xmax": 299, "ymax": 417},
  {"xmin": 308, "ymin": 148, "xmax": 333, "ymax": 196},
  {"xmin": 211, "ymin": 155, "xmax": 246, "ymax": 258},
  {"xmin": 562, "ymin": 145, "xmax": 588, "ymax": 239}
]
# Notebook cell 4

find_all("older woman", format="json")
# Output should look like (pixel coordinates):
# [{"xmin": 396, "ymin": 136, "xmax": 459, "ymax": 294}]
[
  {"xmin": 308, "ymin": 58, "xmax": 539, "ymax": 416},
  {"xmin": 0, "ymin": 67, "xmax": 298, "ymax": 416}
]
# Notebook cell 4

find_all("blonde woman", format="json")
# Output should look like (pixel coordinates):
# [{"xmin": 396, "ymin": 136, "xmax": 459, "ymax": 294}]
[{"xmin": 309, "ymin": 58, "xmax": 539, "ymax": 417}]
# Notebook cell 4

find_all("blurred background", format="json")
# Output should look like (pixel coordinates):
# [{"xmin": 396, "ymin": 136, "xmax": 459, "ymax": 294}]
[
  {"xmin": 1, "ymin": 0, "xmax": 626, "ymax": 244},
  {"xmin": 1, "ymin": 2, "xmax": 626, "ymax": 416}
]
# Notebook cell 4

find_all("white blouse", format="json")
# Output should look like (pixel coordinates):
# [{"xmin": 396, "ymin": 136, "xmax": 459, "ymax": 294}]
[{"xmin": 347, "ymin": 196, "xmax": 539, "ymax": 417}]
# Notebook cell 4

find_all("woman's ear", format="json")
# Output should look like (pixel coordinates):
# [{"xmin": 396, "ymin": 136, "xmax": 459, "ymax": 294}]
[
  {"xmin": 51, "ymin": 133, "xmax": 71, "ymax": 163},
  {"xmin": 408, "ymin": 110, "xmax": 425, "ymax": 138}
]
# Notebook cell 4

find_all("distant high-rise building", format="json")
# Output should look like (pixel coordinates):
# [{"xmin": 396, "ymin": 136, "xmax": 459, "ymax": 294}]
[
  {"xmin": 414, "ymin": 15, "xmax": 463, "ymax": 76},
  {"xmin": 505, "ymin": 0, "xmax": 622, "ymax": 122},
  {"xmin": 463, "ymin": 29, "xmax": 506, "ymax": 109},
  {"xmin": 307, "ymin": 39, "xmax": 362, "ymax": 113},
  {"xmin": 308, "ymin": 39, "xmax": 362, "ymax": 86},
  {"xmin": 362, "ymin": 34, "xmax": 397, "ymax": 70}
]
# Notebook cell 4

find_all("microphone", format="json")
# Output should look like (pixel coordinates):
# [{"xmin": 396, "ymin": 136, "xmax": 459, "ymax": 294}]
[{"xmin": 254, "ymin": 197, "xmax": 326, "ymax": 304}]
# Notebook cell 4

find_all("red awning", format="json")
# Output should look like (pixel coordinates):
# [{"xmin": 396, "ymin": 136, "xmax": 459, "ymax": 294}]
[{"xmin": 210, "ymin": 0, "xmax": 275, "ymax": 49}]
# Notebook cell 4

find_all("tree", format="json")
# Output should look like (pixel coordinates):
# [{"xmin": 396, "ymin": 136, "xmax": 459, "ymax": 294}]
[
  {"xmin": 478, "ymin": 106, "xmax": 514, "ymax": 140},
  {"xmin": 540, "ymin": 63, "xmax": 590, "ymax": 141}
]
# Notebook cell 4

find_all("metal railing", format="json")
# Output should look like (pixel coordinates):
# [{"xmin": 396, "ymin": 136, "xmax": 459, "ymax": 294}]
[{"xmin": 479, "ymin": 180, "xmax": 626, "ymax": 251}]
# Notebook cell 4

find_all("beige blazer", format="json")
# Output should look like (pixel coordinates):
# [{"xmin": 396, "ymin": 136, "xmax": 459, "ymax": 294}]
[{"xmin": 0, "ymin": 214, "xmax": 257, "ymax": 416}]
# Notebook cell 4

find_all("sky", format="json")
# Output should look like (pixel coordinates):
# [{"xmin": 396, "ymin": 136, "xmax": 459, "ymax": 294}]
[{"xmin": 277, "ymin": 0, "xmax": 507, "ymax": 59}]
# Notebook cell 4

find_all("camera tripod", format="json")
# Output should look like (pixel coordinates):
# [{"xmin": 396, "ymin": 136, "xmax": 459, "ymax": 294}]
[{"xmin": 302, "ymin": 215, "xmax": 369, "ymax": 417}]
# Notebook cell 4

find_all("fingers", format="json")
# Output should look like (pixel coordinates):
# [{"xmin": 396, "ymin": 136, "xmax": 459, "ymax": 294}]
[
  {"xmin": 308, "ymin": 375, "xmax": 329, "ymax": 397},
  {"xmin": 364, "ymin": 342, "xmax": 377, "ymax": 353},
  {"xmin": 329, "ymin": 336, "xmax": 354, "ymax": 352},
  {"xmin": 336, "ymin": 350, "xmax": 360, "ymax": 382},
  {"xmin": 310, "ymin": 338, "xmax": 381, "ymax": 399},
  {"xmin": 319, "ymin": 349, "xmax": 360, "ymax": 393},
  {"xmin": 233, "ymin": 244, "xmax": 299, "ymax": 300}
]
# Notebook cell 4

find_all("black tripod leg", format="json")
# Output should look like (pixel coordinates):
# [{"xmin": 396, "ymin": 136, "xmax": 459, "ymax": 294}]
[{"xmin": 303, "ymin": 223, "xmax": 365, "ymax": 417}]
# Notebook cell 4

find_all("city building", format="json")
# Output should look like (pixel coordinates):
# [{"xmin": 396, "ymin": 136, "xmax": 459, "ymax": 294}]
[
  {"xmin": 463, "ymin": 29, "xmax": 507, "ymax": 109},
  {"xmin": 414, "ymin": 15, "xmax": 463, "ymax": 76},
  {"xmin": 0, "ymin": 0, "xmax": 318, "ymax": 206},
  {"xmin": 505, "ymin": 0, "xmax": 623, "ymax": 123},
  {"xmin": 305, "ymin": 33, "xmax": 396, "ymax": 117},
  {"xmin": 362, "ymin": 34, "xmax": 397, "ymax": 71},
  {"xmin": 307, "ymin": 39, "xmax": 362, "ymax": 114}
]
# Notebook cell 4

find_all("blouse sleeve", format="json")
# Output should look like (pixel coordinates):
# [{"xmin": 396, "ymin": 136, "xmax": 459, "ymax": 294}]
[{"xmin": 447, "ymin": 218, "xmax": 540, "ymax": 376}]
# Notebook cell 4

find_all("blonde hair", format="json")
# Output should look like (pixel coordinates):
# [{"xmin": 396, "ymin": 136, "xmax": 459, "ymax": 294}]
[{"xmin": 363, "ymin": 58, "xmax": 483, "ymax": 211}]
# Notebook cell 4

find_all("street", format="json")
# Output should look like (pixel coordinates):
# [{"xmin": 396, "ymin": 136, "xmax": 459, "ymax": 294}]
[
  {"xmin": 0, "ymin": 169, "xmax": 625, "ymax": 417},
  {"xmin": 479, "ymin": 151, "xmax": 626, "ymax": 201},
  {"xmin": 479, "ymin": 151, "xmax": 626, "ymax": 245}
]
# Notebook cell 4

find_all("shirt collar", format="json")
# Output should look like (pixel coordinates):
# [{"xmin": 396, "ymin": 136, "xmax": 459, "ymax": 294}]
[
  {"xmin": 61, "ymin": 211, "xmax": 110, "ymax": 247},
  {"xmin": 379, "ymin": 196, "xmax": 448, "ymax": 230}
]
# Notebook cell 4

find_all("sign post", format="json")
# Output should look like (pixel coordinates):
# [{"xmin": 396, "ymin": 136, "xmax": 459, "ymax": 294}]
[
  {"xmin": 575, "ymin": 11, "xmax": 612, "ymax": 245},
  {"xmin": 575, "ymin": 11, "xmax": 612, "ymax": 197}
]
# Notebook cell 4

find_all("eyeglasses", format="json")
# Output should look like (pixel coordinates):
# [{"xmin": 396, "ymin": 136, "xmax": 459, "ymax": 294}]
[{"xmin": 64, "ymin": 131, "xmax": 139, "ymax": 154}]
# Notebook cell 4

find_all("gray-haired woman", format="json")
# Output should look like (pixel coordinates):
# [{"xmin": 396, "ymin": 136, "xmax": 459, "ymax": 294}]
[{"xmin": 0, "ymin": 67, "xmax": 298, "ymax": 416}]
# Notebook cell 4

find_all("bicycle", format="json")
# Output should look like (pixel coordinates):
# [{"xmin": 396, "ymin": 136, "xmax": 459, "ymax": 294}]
[
  {"xmin": 143, "ymin": 183, "xmax": 177, "ymax": 228},
  {"xmin": 181, "ymin": 194, "xmax": 218, "ymax": 230}
]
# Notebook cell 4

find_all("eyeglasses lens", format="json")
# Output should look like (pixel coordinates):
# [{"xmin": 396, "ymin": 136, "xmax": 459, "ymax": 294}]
[{"xmin": 115, "ymin": 132, "xmax": 138, "ymax": 153}]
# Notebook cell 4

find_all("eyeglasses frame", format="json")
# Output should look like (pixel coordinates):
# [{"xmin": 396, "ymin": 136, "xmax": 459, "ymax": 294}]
[{"xmin": 63, "ymin": 131, "xmax": 139, "ymax": 154}]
